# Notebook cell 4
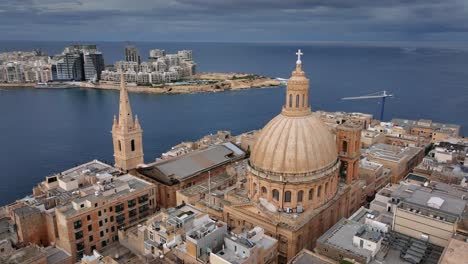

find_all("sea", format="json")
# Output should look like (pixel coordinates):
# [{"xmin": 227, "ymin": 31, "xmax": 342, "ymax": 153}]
[{"xmin": 0, "ymin": 41, "xmax": 467, "ymax": 205}]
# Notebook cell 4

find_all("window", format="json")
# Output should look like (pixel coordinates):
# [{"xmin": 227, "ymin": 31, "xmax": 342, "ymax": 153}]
[
  {"xmin": 118, "ymin": 140, "xmax": 122, "ymax": 151},
  {"xmin": 87, "ymin": 225, "xmax": 92, "ymax": 232},
  {"xmin": 325, "ymin": 183, "xmax": 329, "ymax": 196},
  {"xmin": 289, "ymin": 94, "xmax": 292, "ymax": 107},
  {"xmin": 75, "ymin": 231, "xmax": 83, "ymax": 240},
  {"xmin": 98, "ymin": 211, "xmax": 102, "ymax": 217},
  {"xmin": 100, "ymin": 231, "xmax": 104, "ymax": 237},
  {"xmin": 101, "ymin": 240, "xmax": 107, "ymax": 248},
  {"xmin": 296, "ymin": 94, "xmax": 299, "ymax": 108},
  {"xmin": 110, "ymin": 216, "xmax": 114, "ymax": 222},
  {"xmin": 111, "ymin": 226, "xmax": 115, "ymax": 232},
  {"xmin": 129, "ymin": 209, "xmax": 137, "ymax": 218},
  {"xmin": 131, "ymin": 139, "xmax": 135, "ymax": 151},
  {"xmin": 89, "ymin": 235, "xmax": 93, "ymax": 242},
  {"xmin": 109, "ymin": 207, "xmax": 113, "ymax": 212},
  {"xmin": 90, "ymin": 245, "xmax": 96, "ymax": 252},
  {"xmin": 128, "ymin": 199, "xmax": 136, "ymax": 208},
  {"xmin": 342, "ymin": 140, "xmax": 348, "ymax": 153},
  {"xmin": 115, "ymin": 203, "xmax": 124, "ymax": 213},
  {"xmin": 99, "ymin": 220, "xmax": 103, "ymax": 227},
  {"xmin": 139, "ymin": 204, "xmax": 149, "ymax": 213},
  {"xmin": 94, "ymin": 203, "xmax": 98, "ymax": 208},
  {"xmin": 138, "ymin": 194, "xmax": 149, "ymax": 203},
  {"xmin": 318, "ymin": 185, "xmax": 322, "ymax": 198},
  {"xmin": 76, "ymin": 242, "xmax": 85, "ymax": 251},
  {"xmin": 284, "ymin": 191, "xmax": 291, "ymax": 202},
  {"xmin": 297, "ymin": 190, "xmax": 303, "ymax": 202},
  {"xmin": 261, "ymin": 186, "xmax": 267, "ymax": 194},
  {"xmin": 302, "ymin": 94, "xmax": 305, "ymax": 107},
  {"xmin": 73, "ymin": 220, "xmax": 82, "ymax": 230},
  {"xmin": 87, "ymin": 215, "xmax": 91, "ymax": 221},
  {"xmin": 309, "ymin": 189, "xmax": 314, "ymax": 200},
  {"xmin": 272, "ymin": 189, "xmax": 279, "ymax": 201},
  {"xmin": 116, "ymin": 214, "xmax": 125, "ymax": 224}
]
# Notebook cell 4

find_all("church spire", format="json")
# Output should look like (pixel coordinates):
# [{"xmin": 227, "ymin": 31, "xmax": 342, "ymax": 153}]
[
  {"xmin": 282, "ymin": 49, "xmax": 311, "ymax": 117},
  {"xmin": 112, "ymin": 72, "xmax": 144, "ymax": 172},
  {"xmin": 118, "ymin": 72, "xmax": 134, "ymax": 130}
]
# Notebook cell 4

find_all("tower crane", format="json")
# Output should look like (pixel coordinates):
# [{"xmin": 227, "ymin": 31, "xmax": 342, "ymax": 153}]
[{"xmin": 341, "ymin": 90, "xmax": 393, "ymax": 120}]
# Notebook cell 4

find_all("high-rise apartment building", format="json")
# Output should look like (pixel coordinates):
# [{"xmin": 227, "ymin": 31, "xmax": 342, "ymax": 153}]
[
  {"xmin": 125, "ymin": 45, "xmax": 140, "ymax": 64},
  {"xmin": 56, "ymin": 53, "xmax": 84, "ymax": 81},
  {"xmin": 83, "ymin": 52, "xmax": 105, "ymax": 81}
]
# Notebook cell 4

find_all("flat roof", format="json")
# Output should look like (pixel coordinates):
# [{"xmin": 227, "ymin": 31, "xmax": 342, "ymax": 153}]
[
  {"xmin": 367, "ymin": 143, "xmax": 422, "ymax": 162},
  {"xmin": 317, "ymin": 218, "xmax": 375, "ymax": 260},
  {"xmin": 392, "ymin": 184, "xmax": 468, "ymax": 217}
]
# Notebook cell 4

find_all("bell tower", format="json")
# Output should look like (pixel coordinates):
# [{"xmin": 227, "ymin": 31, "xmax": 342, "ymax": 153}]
[
  {"xmin": 336, "ymin": 124, "xmax": 361, "ymax": 184},
  {"xmin": 112, "ymin": 73, "xmax": 144, "ymax": 172}
]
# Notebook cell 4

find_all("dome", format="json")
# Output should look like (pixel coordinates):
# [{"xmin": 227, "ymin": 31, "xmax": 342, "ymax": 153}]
[
  {"xmin": 249, "ymin": 49, "xmax": 338, "ymax": 176},
  {"xmin": 250, "ymin": 113, "xmax": 338, "ymax": 175}
]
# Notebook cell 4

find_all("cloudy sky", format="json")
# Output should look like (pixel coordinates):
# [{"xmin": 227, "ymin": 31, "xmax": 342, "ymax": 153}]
[{"xmin": 1, "ymin": 0, "xmax": 467, "ymax": 42}]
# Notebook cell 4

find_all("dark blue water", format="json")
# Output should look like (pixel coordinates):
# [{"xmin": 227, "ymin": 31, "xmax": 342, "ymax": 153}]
[{"xmin": 1, "ymin": 42, "xmax": 467, "ymax": 205}]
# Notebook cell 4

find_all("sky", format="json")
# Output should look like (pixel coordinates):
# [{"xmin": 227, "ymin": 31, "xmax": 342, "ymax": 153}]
[{"xmin": 1, "ymin": 0, "xmax": 468, "ymax": 42}]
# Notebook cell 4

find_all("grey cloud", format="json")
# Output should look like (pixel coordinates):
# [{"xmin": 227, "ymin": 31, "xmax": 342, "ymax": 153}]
[{"xmin": 0, "ymin": 0, "xmax": 467, "ymax": 42}]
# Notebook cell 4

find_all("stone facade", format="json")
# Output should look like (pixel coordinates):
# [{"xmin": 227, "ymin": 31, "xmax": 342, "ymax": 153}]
[
  {"xmin": 223, "ymin": 52, "xmax": 364, "ymax": 263},
  {"xmin": 112, "ymin": 74, "xmax": 144, "ymax": 172}
]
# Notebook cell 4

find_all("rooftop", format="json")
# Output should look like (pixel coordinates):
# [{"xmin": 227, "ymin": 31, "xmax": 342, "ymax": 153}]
[
  {"xmin": 367, "ymin": 143, "xmax": 422, "ymax": 162},
  {"xmin": 138, "ymin": 143, "xmax": 245, "ymax": 185},
  {"xmin": 392, "ymin": 184, "xmax": 468, "ymax": 221},
  {"xmin": 57, "ymin": 173, "xmax": 153, "ymax": 217},
  {"xmin": 391, "ymin": 118, "xmax": 460, "ymax": 130},
  {"xmin": 317, "ymin": 218, "xmax": 378, "ymax": 260}
]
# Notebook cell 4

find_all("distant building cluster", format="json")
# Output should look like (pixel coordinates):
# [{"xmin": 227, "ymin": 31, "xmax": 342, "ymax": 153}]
[
  {"xmin": 0, "ymin": 50, "xmax": 54, "ymax": 83},
  {"xmin": 0, "ymin": 44, "xmax": 105, "ymax": 83},
  {"xmin": 0, "ymin": 44, "xmax": 196, "ymax": 85},
  {"xmin": 1, "ymin": 51, "xmax": 467, "ymax": 264},
  {"xmin": 54, "ymin": 44, "xmax": 105, "ymax": 81},
  {"xmin": 101, "ymin": 46, "xmax": 196, "ymax": 85}
]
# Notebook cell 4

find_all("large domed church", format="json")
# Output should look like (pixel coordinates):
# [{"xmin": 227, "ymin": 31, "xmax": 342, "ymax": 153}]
[{"xmin": 223, "ymin": 50, "xmax": 363, "ymax": 263}]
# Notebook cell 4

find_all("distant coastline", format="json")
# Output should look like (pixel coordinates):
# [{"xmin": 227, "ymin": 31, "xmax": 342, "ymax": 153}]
[{"xmin": 81, "ymin": 72, "xmax": 282, "ymax": 94}]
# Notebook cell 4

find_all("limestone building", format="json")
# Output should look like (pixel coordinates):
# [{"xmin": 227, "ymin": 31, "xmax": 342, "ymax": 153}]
[
  {"xmin": 112, "ymin": 74, "xmax": 144, "ymax": 172},
  {"xmin": 223, "ymin": 50, "xmax": 363, "ymax": 262}
]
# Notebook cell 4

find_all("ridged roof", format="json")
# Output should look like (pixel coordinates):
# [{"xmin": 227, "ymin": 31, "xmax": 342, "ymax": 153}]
[{"xmin": 250, "ymin": 113, "xmax": 338, "ymax": 175}]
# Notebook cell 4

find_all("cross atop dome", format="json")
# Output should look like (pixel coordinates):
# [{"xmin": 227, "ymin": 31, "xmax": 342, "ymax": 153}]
[{"xmin": 296, "ymin": 49, "xmax": 303, "ymax": 64}]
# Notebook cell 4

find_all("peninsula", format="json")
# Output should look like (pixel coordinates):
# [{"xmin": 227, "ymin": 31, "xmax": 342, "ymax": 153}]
[{"xmin": 80, "ymin": 72, "xmax": 282, "ymax": 94}]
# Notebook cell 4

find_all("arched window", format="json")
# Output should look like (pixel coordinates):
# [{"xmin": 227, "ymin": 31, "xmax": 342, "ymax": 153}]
[
  {"xmin": 131, "ymin": 139, "xmax": 135, "ymax": 151},
  {"xmin": 297, "ymin": 190, "xmax": 303, "ymax": 202},
  {"xmin": 284, "ymin": 191, "xmax": 291, "ymax": 203},
  {"xmin": 325, "ymin": 183, "xmax": 329, "ymax": 196},
  {"xmin": 308, "ymin": 189, "xmax": 314, "ymax": 200},
  {"xmin": 261, "ymin": 186, "xmax": 267, "ymax": 194},
  {"xmin": 296, "ymin": 94, "xmax": 299, "ymax": 108},
  {"xmin": 317, "ymin": 185, "xmax": 322, "ymax": 198},
  {"xmin": 342, "ymin": 141, "xmax": 348, "ymax": 153},
  {"xmin": 272, "ymin": 189, "xmax": 279, "ymax": 201},
  {"xmin": 302, "ymin": 94, "xmax": 305, "ymax": 107},
  {"xmin": 289, "ymin": 94, "xmax": 292, "ymax": 107},
  {"xmin": 118, "ymin": 140, "xmax": 122, "ymax": 151}
]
